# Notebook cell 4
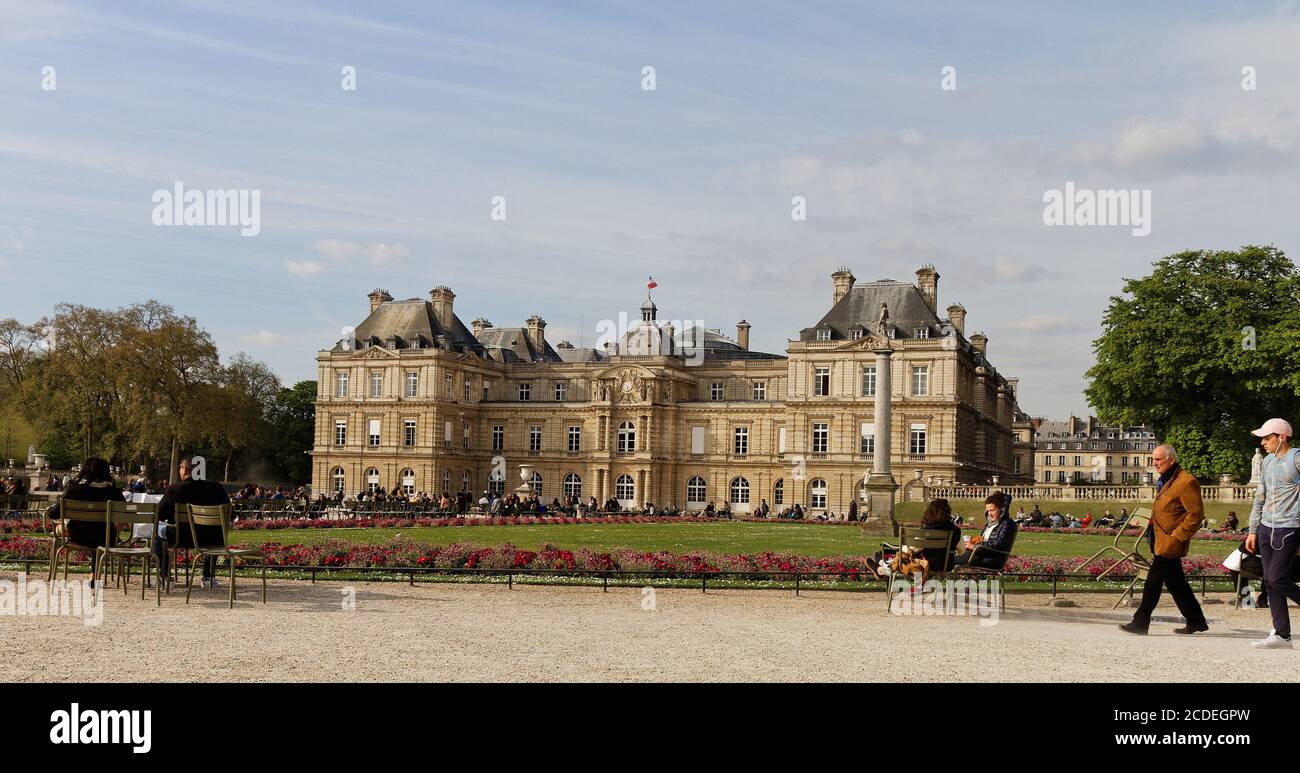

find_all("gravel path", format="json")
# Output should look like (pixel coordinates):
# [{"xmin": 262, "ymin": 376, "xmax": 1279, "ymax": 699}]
[{"xmin": 3, "ymin": 574, "xmax": 1294, "ymax": 682}]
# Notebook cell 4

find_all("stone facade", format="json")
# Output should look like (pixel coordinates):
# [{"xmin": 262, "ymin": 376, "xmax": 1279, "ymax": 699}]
[
  {"xmin": 311, "ymin": 266, "xmax": 1031, "ymax": 514},
  {"xmin": 1033, "ymin": 416, "xmax": 1159, "ymax": 485}
]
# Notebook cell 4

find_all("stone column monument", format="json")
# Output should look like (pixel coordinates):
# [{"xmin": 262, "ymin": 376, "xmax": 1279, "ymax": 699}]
[{"xmin": 863, "ymin": 344, "xmax": 899, "ymax": 533}]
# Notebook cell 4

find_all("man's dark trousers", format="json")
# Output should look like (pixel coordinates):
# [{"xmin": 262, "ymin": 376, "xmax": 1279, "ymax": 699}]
[
  {"xmin": 1131, "ymin": 555, "xmax": 1207, "ymax": 629},
  {"xmin": 1258, "ymin": 525, "xmax": 1300, "ymax": 637}
]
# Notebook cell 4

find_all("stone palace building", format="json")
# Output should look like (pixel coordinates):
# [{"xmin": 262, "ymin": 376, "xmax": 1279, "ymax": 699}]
[{"xmin": 310, "ymin": 265, "xmax": 1031, "ymax": 514}]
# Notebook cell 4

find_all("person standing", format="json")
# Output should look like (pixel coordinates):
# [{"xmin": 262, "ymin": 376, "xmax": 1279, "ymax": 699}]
[
  {"xmin": 1120, "ymin": 445, "xmax": 1209, "ymax": 635},
  {"xmin": 1246, "ymin": 418, "xmax": 1300, "ymax": 649}
]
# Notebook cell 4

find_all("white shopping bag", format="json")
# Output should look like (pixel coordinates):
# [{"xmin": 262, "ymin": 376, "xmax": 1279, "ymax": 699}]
[{"xmin": 1222, "ymin": 548, "xmax": 1244, "ymax": 573}]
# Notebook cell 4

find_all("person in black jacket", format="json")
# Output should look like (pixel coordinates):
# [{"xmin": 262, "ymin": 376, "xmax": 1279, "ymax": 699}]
[
  {"xmin": 918, "ymin": 498, "xmax": 962, "ymax": 571},
  {"xmin": 153, "ymin": 457, "xmax": 231, "ymax": 587},
  {"xmin": 953, "ymin": 492, "xmax": 1017, "ymax": 569},
  {"xmin": 50, "ymin": 457, "xmax": 125, "ymax": 586}
]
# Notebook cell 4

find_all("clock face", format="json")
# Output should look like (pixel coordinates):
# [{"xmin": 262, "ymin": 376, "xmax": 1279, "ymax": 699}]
[{"xmin": 621, "ymin": 380, "xmax": 634, "ymax": 393}]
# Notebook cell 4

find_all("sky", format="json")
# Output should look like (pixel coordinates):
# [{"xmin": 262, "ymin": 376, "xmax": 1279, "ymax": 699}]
[{"xmin": 3, "ymin": 0, "xmax": 1299, "ymax": 420}]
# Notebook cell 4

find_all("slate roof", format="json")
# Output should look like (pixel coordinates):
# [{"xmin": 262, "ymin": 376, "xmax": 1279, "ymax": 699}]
[
  {"xmin": 799, "ymin": 280, "xmax": 945, "ymax": 342},
  {"xmin": 333, "ymin": 298, "xmax": 483, "ymax": 355},
  {"xmin": 475, "ymin": 327, "xmax": 562, "ymax": 363}
]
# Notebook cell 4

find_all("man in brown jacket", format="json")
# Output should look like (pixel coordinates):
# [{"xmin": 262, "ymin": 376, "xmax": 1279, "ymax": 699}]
[{"xmin": 1120, "ymin": 444, "xmax": 1209, "ymax": 635}]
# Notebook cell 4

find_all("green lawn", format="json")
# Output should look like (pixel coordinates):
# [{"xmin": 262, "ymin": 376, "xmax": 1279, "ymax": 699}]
[{"xmin": 230, "ymin": 521, "xmax": 1237, "ymax": 560}]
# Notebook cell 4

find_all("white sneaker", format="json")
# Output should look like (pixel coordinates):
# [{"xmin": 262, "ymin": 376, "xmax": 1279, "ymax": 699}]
[{"xmin": 1252, "ymin": 631, "xmax": 1293, "ymax": 649}]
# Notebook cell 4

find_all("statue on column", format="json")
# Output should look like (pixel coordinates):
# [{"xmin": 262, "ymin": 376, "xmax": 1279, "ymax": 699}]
[{"xmin": 876, "ymin": 303, "xmax": 890, "ymax": 337}]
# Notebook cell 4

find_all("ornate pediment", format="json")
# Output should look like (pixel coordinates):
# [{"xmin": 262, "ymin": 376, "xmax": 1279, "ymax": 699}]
[
  {"xmin": 837, "ymin": 334, "xmax": 892, "ymax": 352},
  {"xmin": 351, "ymin": 346, "xmax": 400, "ymax": 360}
]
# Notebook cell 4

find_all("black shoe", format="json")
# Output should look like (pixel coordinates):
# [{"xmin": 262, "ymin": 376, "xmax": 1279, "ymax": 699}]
[
  {"xmin": 1173, "ymin": 622, "xmax": 1209, "ymax": 634},
  {"xmin": 1119, "ymin": 622, "xmax": 1148, "ymax": 635}
]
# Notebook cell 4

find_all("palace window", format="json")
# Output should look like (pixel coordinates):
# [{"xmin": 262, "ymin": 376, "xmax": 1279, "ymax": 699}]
[
  {"xmin": 488, "ymin": 468, "xmax": 504, "ymax": 496},
  {"xmin": 369, "ymin": 371, "xmax": 383, "ymax": 398},
  {"xmin": 463, "ymin": 378, "xmax": 471, "ymax": 402},
  {"xmin": 734, "ymin": 427, "xmax": 749, "ymax": 456},
  {"xmin": 518, "ymin": 382, "xmax": 531, "ymax": 401},
  {"xmin": 730, "ymin": 477, "xmax": 750, "ymax": 504},
  {"xmin": 617, "ymin": 421, "xmax": 636, "ymax": 453},
  {"xmin": 445, "ymin": 372, "xmax": 454, "ymax": 398},
  {"xmin": 911, "ymin": 365, "xmax": 929, "ymax": 396},
  {"xmin": 554, "ymin": 381, "xmax": 567, "ymax": 401},
  {"xmin": 774, "ymin": 479, "xmax": 784, "ymax": 506},
  {"xmin": 334, "ymin": 419, "xmax": 347, "ymax": 446},
  {"xmin": 909, "ymin": 425, "xmax": 927, "ymax": 455},
  {"xmin": 861, "ymin": 366, "xmax": 876, "ymax": 397},
  {"xmin": 711, "ymin": 382, "xmax": 724, "ymax": 401},
  {"xmin": 615, "ymin": 474, "xmax": 635, "ymax": 501},
  {"xmin": 335, "ymin": 371, "xmax": 349, "ymax": 398},
  {"xmin": 914, "ymin": 327, "xmax": 930, "ymax": 339},
  {"xmin": 812, "ymin": 423, "xmax": 828, "ymax": 454},
  {"xmin": 860, "ymin": 423, "xmax": 875, "ymax": 455},
  {"xmin": 530, "ymin": 472, "xmax": 542, "ymax": 496},
  {"xmin": 463, "ymin": 422, "xmax": 471, "ymax": 450},
  {"xmin": 404, "ymin": 419, "xmax": 416, "ymax": 447},
  {"xmin": 482, "ymin": 380, "xmax": 491, "ymax": 402},
  {"xmin": 752, "ymin": 381, "xmax": 766, "ymax": 401},
  {"xmin": 365, "ymin": 467, "xmax": 381, "ymax": 494},
  {"xmin": 528, "ymin": 425, "xmax": 542, "ymax": 452},
  {"xmin": 401, "ymin": 468, "xmax": 415, "ymax": 496},
  {"xmin": 568, "ymin": 425, "xmax": 581, "ymax": 453},
  {"xmin": 405, "ymin": 371, "xmax": 418, "ymax": 397},
  {"xmin": 563, "ymin": 473, "xmax": 582, "ymax": 499},
  {"xmin": 816, "ymin": 329, "xmax": 831, "ymax": 341},
  {"xmin": 687, "ymin": 476, "xmax": 707, "ymax": 504},
  {"xmin": 368, "ymin": 419, "xmax": 381, "ymax": 447},
  {"xmin": 814, "ymin": 367, "xmax": 830, "ymax": 396},
  {"xmin": 491, "ymin": 425, "xmax": 504, "ymax": 451},
  {"xmin": 809, "ymin": 479, "xmax": 828, "ymax": 509},
  {"xmin": 331, "ymin": 467, "xmax": 345, "ymax": 494}
]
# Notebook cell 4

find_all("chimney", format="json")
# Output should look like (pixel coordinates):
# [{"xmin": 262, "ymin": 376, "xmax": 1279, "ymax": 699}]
[
  {"xmin": 831, "ymin": 267, "xmax": 856, "ymax": 305},
  {"xmin": 970, "ymin": 331, "xmax": 987, "ymax": 357},
  {"xmin": 916, "ymin": 264, "xmax": 939, "ymax": 313},
  {"xmin": 946, "ymin": 302, "xmax": 966, "ymax": 336},
  {"xmin": 367, "ymin": 288, "xmax": 392, "ymax": 314},
  {"xmin": 525, "ymin": 314, "xmax": 546, "ymax": 355},
  {"xmin": 1008, "ymin": 377, "xmax": 1019, "ymax": 401},
  {"xmin": 471, "ymin": 317, "xmax": 492, "ymax": 338},
  {"xmin": 429, "ymin": 286, "xmax": 455, "ymax": 330},
  {"xmin": 663, "ymin": 323, "xmax": 675, "ymax": 355},
  {"xmin": 736, "ymin": 320, "xmax": 750, "ymax": 351}
]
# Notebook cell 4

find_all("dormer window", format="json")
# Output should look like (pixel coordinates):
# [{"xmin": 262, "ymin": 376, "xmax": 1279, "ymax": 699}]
[
  {"xmin": 914, "ymin": 327, "xmax": 930, "ymax": 339},
  {"xmin": 851, "ymin": 329, "xmax": 863, "ymax": 340},
  {"xmin": 815, "ymin": 329, "xmax": 831, "ymax": 341}
]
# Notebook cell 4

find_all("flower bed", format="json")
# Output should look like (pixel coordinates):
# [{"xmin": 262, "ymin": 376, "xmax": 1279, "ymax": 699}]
[{"xmin": 0, "ymin": 535, "xmax": 1234, "ymax": 583}]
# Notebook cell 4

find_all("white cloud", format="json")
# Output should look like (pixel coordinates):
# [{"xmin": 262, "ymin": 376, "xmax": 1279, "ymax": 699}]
[
  {"xmin": 992, "ymin": 259, "xmax": 1060, "ymax": 282},
  {"xmin": 309, "ymin": 239, "xmax": 409, "ymax": 266},
  {"xmin": 1004, "ymin": 314, "xmax": 1089, "ymax": 335},
  {"xmin": 241, "ymin": 330, "xmax": 286, "ymax": 345},
  {"xmin": 284, "ymin": 260, "xmax": 324, "ymax": 278}
]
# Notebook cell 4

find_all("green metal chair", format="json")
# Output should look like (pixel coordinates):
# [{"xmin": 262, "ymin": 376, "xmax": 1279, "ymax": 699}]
[
  {"xmin": 1076, "ymin": 506, "xmax": 1152, "ymax": 580},
  {"xmin": 882, "ymin": 527, "xmax": 958, "ymax": 610},
  {"xmin": 99, "ymin": 501, "xmax": 161, "ymax": 605},
  {"xmin": 184, "ymin": 503, "xmax": 266, "ymax": 608}
]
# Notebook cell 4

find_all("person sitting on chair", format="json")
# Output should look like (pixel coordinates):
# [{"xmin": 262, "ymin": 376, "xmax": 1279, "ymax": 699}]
[
  {"xmin": 919, "ymin": 498, "xmax": 962, "ymax": 571},
  {"xmin": 953, "ymin": 493, "xmax": 1017, "ymax": 569},
  {"xmin": 153, "ymin": 456, "xmax": 231, "ymax": 589},
  {"xmin": 1214, "ymin": 511, "xmax": 1240, "ymax": 533},
  {"xmin": 48, "ymin": 457, "xmax": 125, "ymax": 587}
]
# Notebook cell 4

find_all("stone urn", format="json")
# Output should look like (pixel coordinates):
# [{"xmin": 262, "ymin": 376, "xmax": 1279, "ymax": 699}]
[{"xmin": 516, "ymin": 463, "xmax": 535, "ymax": 496}]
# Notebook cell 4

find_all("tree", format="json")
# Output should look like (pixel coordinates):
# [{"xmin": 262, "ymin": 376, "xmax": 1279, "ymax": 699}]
[
  {"xmin": 1086, "ymin": 246, "xmax": 1300, "ymax": 480},
  {"xmin": 268, "ymin": 381, "xmax": 317, "ymax": 485},
  {"xmin": 202, "ymin": 354, "xmax": 281, "ymax": 481}
]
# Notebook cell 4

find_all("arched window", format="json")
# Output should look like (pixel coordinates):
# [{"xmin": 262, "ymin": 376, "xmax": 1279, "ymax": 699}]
[
  {"xmin": 686, "ymin": 476, "xmax": 707, "ymax": 504},
  {"xmin": 400, "ymin": 468, "xmax": 416, "ymax": 496},
  {"xmin": 809, "ymin": 478, "xmax": 828, "ymax": 509},
  {"xmin": 773, "ymin": 478, "xmax": 784, "ymax": 506},
  {"xmin": 462, "ymin": 471, "xmax": 470, "ymax": 492},
  {"xmin": 615, "ymin": 474, "xmax": 635, "ymax": 502},
  {"xmin": 563, "ymin": 473, "xmax": 582, "ymax": 499},
  {"xmin": 488, "ymin": 467, "xmax": 504, "ymax": 496},
  {"xmin": 729, "ymin": 477, "xmax": 750, "ymax": 504},
  {"xmin": 530, "ymin": 472, "xmax": 542, "ymax": 496},
  {"xmin": 365, "ymin": 467, "xmax": 381, "ymax": 494},
  {"xmin": 617, "ymin": 421, "xmax": 636, "ymax": 453},
  {"xmin": 331, "ymin": 467, "xmax": 346, "ymax": 494}
]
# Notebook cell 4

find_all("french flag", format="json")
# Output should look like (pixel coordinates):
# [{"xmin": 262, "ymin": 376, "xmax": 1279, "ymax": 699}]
[{"xmin": 647, "ymin": 275, "xmax": 658, "ymax": 289}]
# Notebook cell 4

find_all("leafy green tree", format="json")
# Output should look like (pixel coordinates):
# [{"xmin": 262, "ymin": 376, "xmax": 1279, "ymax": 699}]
[
  {"xmin": 1086, "ymin": 246, "xmax": 1300, "ymax": 480},
  {"xmin": 268, "ymin": 381, "xmax": 317, "ymax": 485}
]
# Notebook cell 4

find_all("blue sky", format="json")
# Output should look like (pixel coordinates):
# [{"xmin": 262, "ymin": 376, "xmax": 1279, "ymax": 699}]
[{"xmin": 3, "ymin": 0, "xmax": 1300, "ymax": 419}]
